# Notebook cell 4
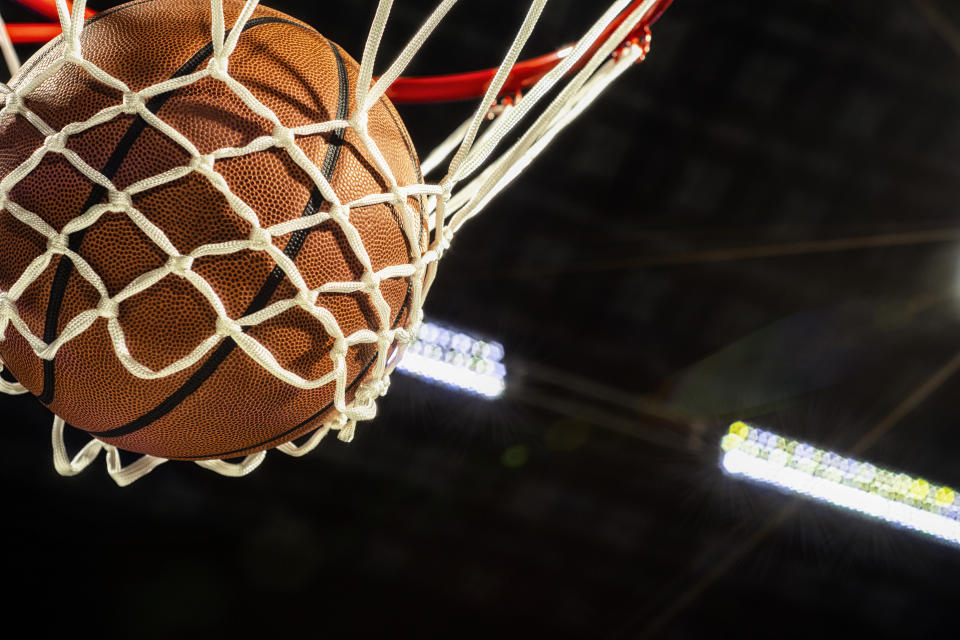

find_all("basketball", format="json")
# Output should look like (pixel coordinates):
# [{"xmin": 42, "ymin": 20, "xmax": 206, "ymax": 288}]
[{"xmin": 0, "ymin": 0, "xmax": 425, "ymax": 459}]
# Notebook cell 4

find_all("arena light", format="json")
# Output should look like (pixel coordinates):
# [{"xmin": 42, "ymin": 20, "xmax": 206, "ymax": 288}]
[
  {"xmin": 396, "ymin": 321, "xmax": 506, "ymax": 398},
  {"xmin": 721, "ymin": 422, "xmax": 960, "ymax": 546}
]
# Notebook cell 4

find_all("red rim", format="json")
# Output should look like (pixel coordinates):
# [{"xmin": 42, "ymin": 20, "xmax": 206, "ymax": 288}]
[
  {"xmin": 13, "ymin": 0, "xmax": 94, "ymax": 21},
  {"xmin": 2, "ymin": 0, "xmax": 673, "ymax": 102},
  {"xmin": 4, "ymin": 22, "xmax": 61, "ymax": 43},
  {"xmin": 387, "ymin": 0, "xmax": 673, "ymax": 103}
]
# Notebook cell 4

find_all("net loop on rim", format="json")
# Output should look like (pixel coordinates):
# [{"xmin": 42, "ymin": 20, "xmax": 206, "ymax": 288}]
[{"xmin": 0, "ymin": 0, "xmax": 670, "ymax": 484}]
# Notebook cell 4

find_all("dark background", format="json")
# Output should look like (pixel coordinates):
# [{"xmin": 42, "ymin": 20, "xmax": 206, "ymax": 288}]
[{"xmin": 2, "ymin": 0, "xmax": 960, "ymax": 637}]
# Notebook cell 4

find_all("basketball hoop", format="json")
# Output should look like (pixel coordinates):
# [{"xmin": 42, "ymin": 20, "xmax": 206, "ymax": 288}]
[{"xmin": 0, "ymin": 0, "xmax": 672, "ymax": 485}]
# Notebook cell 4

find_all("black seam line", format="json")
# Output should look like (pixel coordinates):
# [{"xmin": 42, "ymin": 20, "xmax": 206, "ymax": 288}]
[
  {"xmin": 182, "ymin": 274, "xmax": 415, "ymax": 461},
  {"xmin": 96, "ymin": 40, "xmax": 349, "ymax": 441},
  {"xmin": 37, "ymin": 15, "xmax": 309, "ymax": 405},
  {"xmin": 184, "ymin": 54, "xmax": 421, "ymax": 461}
]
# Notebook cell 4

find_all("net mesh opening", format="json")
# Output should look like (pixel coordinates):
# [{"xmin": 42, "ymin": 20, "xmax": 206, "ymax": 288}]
[{"xmin": 0, "ymin": 0, "xmax": 661, "ymax": 484}]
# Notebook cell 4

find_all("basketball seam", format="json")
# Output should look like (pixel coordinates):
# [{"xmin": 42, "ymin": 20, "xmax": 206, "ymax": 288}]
[
  {"xmin": 171, "ymin": 48, "xmax": 422, "ymax": 461},
  {"xmin": 29, "ymin": 15, "xmax": 419, "ymax": 459},
  {"xmin": 94, "ymin": 38, "xmax": 354, "ymax": 445},
  {"xmin": 37, "ymin": 15, "xmax": 310, "ymax": 406}
]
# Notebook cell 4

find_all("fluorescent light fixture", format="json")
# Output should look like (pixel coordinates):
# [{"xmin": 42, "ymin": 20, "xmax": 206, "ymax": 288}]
[
  {"xmin": 396, "ymin": 321, "xmax": 506, "ymax": 398},
  {"xmin": 720, "ymin": 422, "xmax": 960, "ymax": 546}
]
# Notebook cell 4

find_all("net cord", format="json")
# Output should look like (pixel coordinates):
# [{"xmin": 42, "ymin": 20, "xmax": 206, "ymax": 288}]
[
  {"xmin": 0, "ymin": 10, "xmax": 19, "ymax": 75},
  {"xmin": 0, "ymin": 0, "xmax": 659, "ymax": 484}
]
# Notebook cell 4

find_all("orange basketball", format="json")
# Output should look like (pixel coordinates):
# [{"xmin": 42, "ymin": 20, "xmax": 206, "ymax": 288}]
[{"xmin": 0, "ymin": 0, "xmax": 425, "ymax": 459}]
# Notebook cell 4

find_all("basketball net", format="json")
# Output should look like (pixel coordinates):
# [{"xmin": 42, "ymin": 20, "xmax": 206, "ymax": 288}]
[{"xmin": 0, "ymin": 0, "xmax": 667, "ymax": 485}]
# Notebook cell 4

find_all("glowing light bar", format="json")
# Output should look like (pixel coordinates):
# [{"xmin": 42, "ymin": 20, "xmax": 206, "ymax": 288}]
[
  {"xmin": 720, "ymin": 421, "xmax": 960, "ymax": 546},
  {"xmin": 396, "ymin": 321, "xmax": 506, "ymax": 397}
]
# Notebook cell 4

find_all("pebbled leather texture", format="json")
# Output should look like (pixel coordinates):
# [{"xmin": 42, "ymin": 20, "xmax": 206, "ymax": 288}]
[{"xmin": 0, "ymin": 0, "xmax": 425, "ymax": 459}]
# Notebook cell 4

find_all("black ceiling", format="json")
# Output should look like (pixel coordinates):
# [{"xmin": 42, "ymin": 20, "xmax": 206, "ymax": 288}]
[{"xmin": 2, "ymin": 0, "xmax": 960, "ymax": 637}]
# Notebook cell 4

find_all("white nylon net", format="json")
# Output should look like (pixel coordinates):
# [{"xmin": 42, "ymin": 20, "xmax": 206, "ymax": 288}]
[{"xmin": 0, "ymin": 0, "xmax": 659, "ymax": 485}]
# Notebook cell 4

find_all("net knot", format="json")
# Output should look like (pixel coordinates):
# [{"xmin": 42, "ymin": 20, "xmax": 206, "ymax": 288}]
[
  {"xmin": 330, "ymin": 414, "xmax": 355, "ymax": 442},
  {"xmin": 437, "ymin": 178, "xmax": 454, "ymax": 201},
  {"xmin": 248, "ymin": 226, "xmax": 272, "ymax": 250},
  {"xmin": 440, "ymin": 226, "xmax": 455, "ymax": 250},
  {"xmin": 206, "ymin": 56, "xmax": 229, "ymax": 80},
  {"xmin": 108, "ymin": 190, "xmax": 132, "ymax": 210},
  {"xmin": 44, "ymin": 132, "xmax": 68, "ymax": 153},
  {"xmin": 272, "ymin": 125, "xmax": 295, "ymax": 148},
  {"xmin": 295, "ymin": 288, "xmax": 319, "ymax": 308},
  {"xmin": 361, "ymin": 272, "xmax": 379, "ymax": 292},
  {"xmin": 365, "ymin": 375, "xmax": 390, "ymax": 399},
  {"xmin": 351, "ymin": 110, "xmax": 368, "ymax": 135},
  {"xmin": 329, "ymin": 412, "xmax": 350, "ymax": 428},
  {"xmin": 96, "ymin": 297, "xmax": 119, "ymax": 320},
  {"xmin": 190, "ymin": 154, "xmax": 216, "ymax": 173},
  {"xmin": 330, "ymin": 339, "xmax": 348, "ymax": 360},
  {"xmin": 63, "ymin": 46, "xmax": 84, "ymax": 66},
  {"xmin": 4, "ymin": 93, "xmax": 22, "ymax": 116},
  {"xmin": 216, "ymin": 316, "xmax": 243, "ymax": 339},
  {"xmin": 46, "ymin": 233, "xmax": 69, "ymax": 254},
  {"xmin": 121, "ymin": 92, "xmax": 144, "ymax": 115},
  {"xmin": 166, "ymin": 254, "xmax": 194, "ymax": 276}
]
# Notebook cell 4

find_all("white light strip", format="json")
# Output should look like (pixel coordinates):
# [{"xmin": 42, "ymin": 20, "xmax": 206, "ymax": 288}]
[
  {"xmin": 414, "ymin": 322, "xmax": 506, "ymax": 362},
  {"xmin": 720, "ymin": 422, "xmax": 960, "ymax": 546},
  {"xmin": 396, "ymin": 321, "xmax": 506, "ymax": 397},
  {"xmin": 397, "ymin": 351, "xmax": 505, "ymax": 397}
]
